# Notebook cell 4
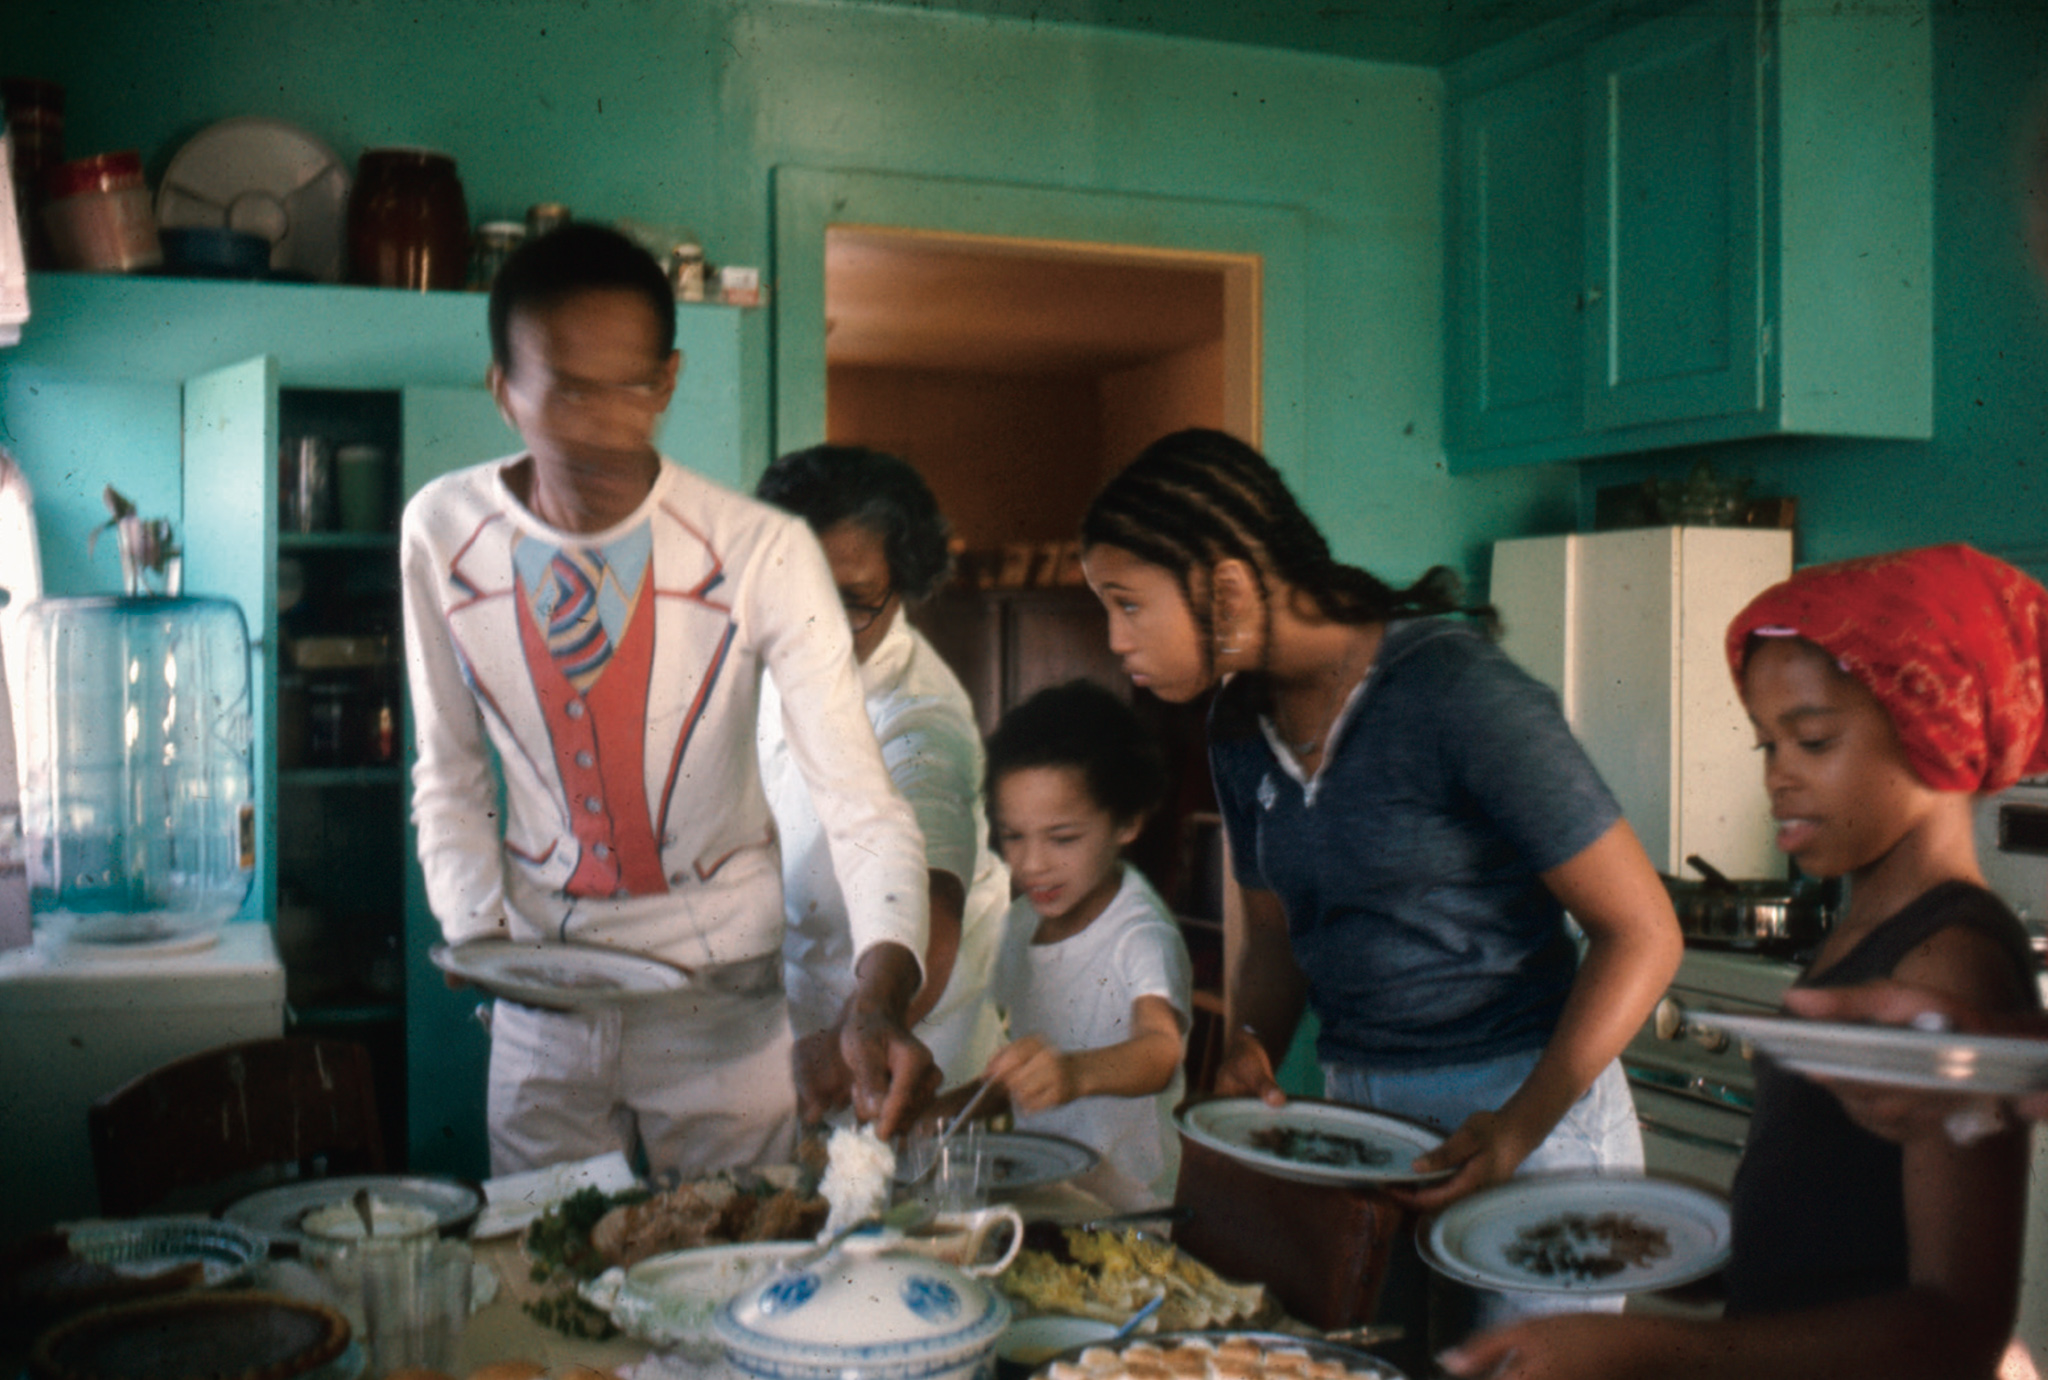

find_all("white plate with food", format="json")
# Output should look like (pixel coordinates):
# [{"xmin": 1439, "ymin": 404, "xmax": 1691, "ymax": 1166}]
[
  {"xmin": 155, "ymin": 116, "xmax": 350, "ymax": 282},
  {"xmin": 431, "ymin": 939, "xmax": 691, "ymax": 1009},
  {"xmin": 1002, "ymin": 1225, "xmax": 1269, "ymax": 1333},
  {"xmin": 1027, "ymin": 1330, "xmax": 1410, "ymax": 1380},
  {"xmin": 1423, "ymin": 1173, "xmax": 1730, "ymax": 1296},
  {"xmin": 222, "ymin": 1174, "xmax": 481, "ymax": 1249},
  {"xmin": 1695, "ymin": 1012, "xmax": 2048, "ymax": 1096},
  {"xmin": 595, "ymin": 1239, "xmax": 813, "ymax": 1355},
  {"xmin": 893, "ymin": 1131, "xmax": 1100, "ymax": 1195},
  {"xmin": 62, "ymin": 1216, "xmax": 267, "ymax": 1290},
  {"xmin": 1174, "ymin": 1097, "xmax": 1452, "ymax": 1186}
]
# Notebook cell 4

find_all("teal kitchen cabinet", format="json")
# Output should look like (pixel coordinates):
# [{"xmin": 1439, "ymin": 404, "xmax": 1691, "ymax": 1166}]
[
  {"xmin": 1444, "ymin": 0, "xmax": 1932, "ymax": 471},
  {"xmin": 3, "ymin": 274, "xmax": 747, "ymax": 1177}
]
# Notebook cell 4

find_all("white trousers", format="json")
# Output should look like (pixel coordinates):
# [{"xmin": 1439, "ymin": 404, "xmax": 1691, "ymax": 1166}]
[{"xmin": 486, "ymin": 958, "xmax": 798, "ymax": 1179}]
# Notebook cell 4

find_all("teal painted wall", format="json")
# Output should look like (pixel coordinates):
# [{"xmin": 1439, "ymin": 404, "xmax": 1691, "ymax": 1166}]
[
  {"xmin": 1576, "ymin": 9, "xmax": 2048, "ymax": 577},
  {"xmin": 1, "ymin": 0, "xmax": 1571, "ymax": 592}
]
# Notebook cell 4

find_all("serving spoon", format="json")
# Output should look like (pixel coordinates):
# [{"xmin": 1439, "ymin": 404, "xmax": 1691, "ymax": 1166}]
[
  {"xmin": 782, "ymin": 1198, "xmax": 932, "ymax": 1272},
  {"xmin": 1107, "ymin": 1290, "xmax": 1168, "ymax": 1342}
]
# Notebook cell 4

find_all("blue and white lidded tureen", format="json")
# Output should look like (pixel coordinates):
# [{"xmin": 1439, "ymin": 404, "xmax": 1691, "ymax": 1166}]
[{"xmin": 715, "ymin": 1250, "xmax": 1012, "ymax": 1380}]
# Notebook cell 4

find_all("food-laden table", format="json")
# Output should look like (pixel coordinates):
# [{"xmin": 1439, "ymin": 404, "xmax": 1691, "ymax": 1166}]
[{"xmin": 456, "ymin": 1180, "xmax": 1115, "ymax": 1376}]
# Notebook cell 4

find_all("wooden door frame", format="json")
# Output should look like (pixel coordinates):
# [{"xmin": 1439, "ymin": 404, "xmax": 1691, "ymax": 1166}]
[{"xmin": 770, "ymin": 166, "xmax": 1306, "ymax": 477}]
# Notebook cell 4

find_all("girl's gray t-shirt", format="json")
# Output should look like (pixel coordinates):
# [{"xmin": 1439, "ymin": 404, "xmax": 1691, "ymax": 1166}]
[{"xmin": 1211, "ymin": 618, "xmax": 1622, "ymax": 1070}]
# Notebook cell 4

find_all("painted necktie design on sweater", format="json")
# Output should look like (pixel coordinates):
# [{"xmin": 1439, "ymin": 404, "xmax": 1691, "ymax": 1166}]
[{"xmin": 516, "ymin": 528, "xmax": 652, "ymax": 693}]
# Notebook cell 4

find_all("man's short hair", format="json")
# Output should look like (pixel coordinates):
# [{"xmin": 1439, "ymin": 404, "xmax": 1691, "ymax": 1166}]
[{"xmin": 488, "ymin": 223, "xmax": 676, "ymax": 373}]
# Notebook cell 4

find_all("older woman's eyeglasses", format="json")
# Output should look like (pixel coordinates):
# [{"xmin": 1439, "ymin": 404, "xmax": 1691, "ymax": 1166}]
[{"xmin": 841, "ymin": 588, "xmax": 896, "ymax": 635}]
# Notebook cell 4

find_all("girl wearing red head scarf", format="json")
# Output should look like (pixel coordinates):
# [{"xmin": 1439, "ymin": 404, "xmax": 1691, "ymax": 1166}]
[{"xmin": 1444, "ymin": 544, "xmax": 2043, "ymax": 1380}]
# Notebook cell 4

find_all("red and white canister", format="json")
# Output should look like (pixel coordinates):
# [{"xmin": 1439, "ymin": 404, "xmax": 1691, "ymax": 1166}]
[{"xmin": 42, "ymin": 150, "xmax": 160, "ymax": 272}]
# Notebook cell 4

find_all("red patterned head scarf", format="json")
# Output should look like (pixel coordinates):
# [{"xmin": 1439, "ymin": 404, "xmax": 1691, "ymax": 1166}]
[{"xmin": 1725, "ymin": 545, "xmax": 2048, "ymax": 793}]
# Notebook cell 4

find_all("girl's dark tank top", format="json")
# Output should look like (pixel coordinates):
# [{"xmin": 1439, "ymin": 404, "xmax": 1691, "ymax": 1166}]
[{"xmin": 1723, "ymin": 881, "xmax": 2039, "ymax": 1317}]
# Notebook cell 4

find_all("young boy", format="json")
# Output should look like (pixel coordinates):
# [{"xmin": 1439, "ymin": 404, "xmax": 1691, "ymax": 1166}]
[
  {"xmin": 400, "ymin": 225, "xmax": 933, "ymax": 1178},
  {"xmin": 973, "ymin": 680, "xmax": 1192, "ymax": 1210}
]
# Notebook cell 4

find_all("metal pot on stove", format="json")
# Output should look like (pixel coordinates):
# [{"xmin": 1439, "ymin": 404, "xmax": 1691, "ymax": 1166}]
[{"xmin": 1661, "ymin": 855, "xmax": 1834, "ymax": 950}]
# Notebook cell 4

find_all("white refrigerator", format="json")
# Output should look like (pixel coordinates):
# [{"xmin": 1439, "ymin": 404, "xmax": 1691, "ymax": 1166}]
[{"xmin": 1490, "ymin": 526, "xmax": 1793, "ymax": 881}]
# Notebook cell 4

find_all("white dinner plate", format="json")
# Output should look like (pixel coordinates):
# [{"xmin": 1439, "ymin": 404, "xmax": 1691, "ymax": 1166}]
[
  {"xmin": 156, "ymin": 116, "xmax": 350, "ymax": 282},
  {"xmin": 1174, "ymin": 1097, "xmax": 1452, "ymax": 1186},
  {"xmin": 892, "ymin": 1131, "xmax": 1099, "ymax": 1195},
  {"xmin": 223, "ymin": 1174, "xmax": 481, "ymax": 1249},
  {"xmin": 1696, "ymin": 1012, "xmax": 2048, "ymax": 1096},
  {"xmin": 430, "ymin": 939, "xmax": 691, "ymax": 1009},
  {"xmin": 64, "ymin": 1216, "xmax": 267, "ymax": 1289},
  {"xmin": 1424, "ymin": 1173, "xmax": 1730, "ymax": 1296}
]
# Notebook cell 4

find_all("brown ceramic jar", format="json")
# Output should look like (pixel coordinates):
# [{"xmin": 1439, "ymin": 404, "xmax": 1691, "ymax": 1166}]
[{"xmin": 347, "ymin": 147, "xmax": 469, "ymax": 291}]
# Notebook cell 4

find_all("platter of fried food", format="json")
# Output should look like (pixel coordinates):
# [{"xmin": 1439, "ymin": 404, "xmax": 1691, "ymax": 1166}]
[
  {"xmin": 1035, "ymin": 1331, "xmax": 1410, "ymax": 1380},
  {"xmin": 1001, "ymin": 1227, "xmax": 1270, "ymax": 1333}
]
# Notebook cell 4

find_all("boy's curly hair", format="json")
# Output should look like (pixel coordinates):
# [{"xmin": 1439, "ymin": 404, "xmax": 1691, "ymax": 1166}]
[{"xmin": 984, "ymin": 679, "xmax": 1165, "ymax": 827}]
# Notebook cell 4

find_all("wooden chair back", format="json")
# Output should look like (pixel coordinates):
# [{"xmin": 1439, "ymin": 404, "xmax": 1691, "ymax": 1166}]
[{"xmin": 87, "ymin": 1036, "xmax": 386, "ymax": 1218}]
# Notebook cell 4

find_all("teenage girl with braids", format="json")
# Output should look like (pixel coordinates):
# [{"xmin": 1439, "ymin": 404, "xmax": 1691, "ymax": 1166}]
[{"xmin": 1079, "ymin": 429, "xmax": 1683, "ymax": 1344}]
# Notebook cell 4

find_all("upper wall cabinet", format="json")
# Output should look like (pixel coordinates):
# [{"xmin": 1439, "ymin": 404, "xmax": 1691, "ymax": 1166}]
[{"xmin": 1444, "ymin": 0, "xmax": 1932, "ymax": 471}]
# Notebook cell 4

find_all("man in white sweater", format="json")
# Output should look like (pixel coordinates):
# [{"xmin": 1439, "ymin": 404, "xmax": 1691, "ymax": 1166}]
[{"xmin": 401, "ymin": 225, "xmax": 934, "ymax": 1175}]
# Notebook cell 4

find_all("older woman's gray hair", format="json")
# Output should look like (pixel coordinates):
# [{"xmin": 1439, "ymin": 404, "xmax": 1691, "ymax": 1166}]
[{"xmin": 755, "ymin": 445, "xmax": 954, "ymax": 604}]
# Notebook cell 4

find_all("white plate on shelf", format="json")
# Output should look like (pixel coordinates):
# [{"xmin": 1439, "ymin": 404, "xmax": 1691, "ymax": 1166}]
[
  {"xmin": 1174, "ymin": 1097, "xmax": 1452, "ymax": 1186},
  {"xmin": 1424, "ymin": 1173, "xmax": 1730, "ymax": 1296},
  {"xmin": 430, "ymin": 939, "xmax": 691, "ymax": 1009},
  {"xmin": 156, "ymin": 116, "xmax": 350, "ymax": 282},
  {"xmin": 1697, "ymin": 1011, "xmax": 2048, "ymax": 1096}
]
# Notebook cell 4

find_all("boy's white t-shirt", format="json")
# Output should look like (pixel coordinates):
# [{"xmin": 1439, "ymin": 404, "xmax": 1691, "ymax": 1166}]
[{"xmin": 989, "ymin": 864, "xmax": 1193, "ymax": 1209}]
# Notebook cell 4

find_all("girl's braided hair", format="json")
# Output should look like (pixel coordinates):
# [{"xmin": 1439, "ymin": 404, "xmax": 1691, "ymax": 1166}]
[{"xmin": 1080, "ymin": 428, "xmax": 1494, "ymax": 645}]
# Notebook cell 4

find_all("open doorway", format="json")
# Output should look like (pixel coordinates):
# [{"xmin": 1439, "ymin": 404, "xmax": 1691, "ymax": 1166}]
[
  {"xmin": 774, "ymin": 167, "xmax": 1304, "ymax": 1074},
  {"xmin": 823, "ymin": 226, "xmax": 1261, "ymax": 566}
]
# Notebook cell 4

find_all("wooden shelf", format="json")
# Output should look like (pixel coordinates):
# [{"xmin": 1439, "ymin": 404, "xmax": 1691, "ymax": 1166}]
[
  {"xmin": 279, "ymin": 766, "xmax": 405, "ymax": 788},
  {"xmin": 289, "ymin": 1001, "xmax": 404, "ymax": 1027},
  {"xmin": 280, "ymin": 531, "xmax": 400, "ymax": 552}
]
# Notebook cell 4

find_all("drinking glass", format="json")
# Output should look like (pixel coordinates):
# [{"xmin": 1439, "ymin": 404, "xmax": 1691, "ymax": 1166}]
[{"xmin": 303, "ymin": 1198, "xmax": 470, "ymax": 1374}]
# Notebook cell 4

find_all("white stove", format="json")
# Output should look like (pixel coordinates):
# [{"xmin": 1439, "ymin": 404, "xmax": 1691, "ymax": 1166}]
[
  {"xmin": 1623, "ymin": 948, "xmax": 1802, "ymax": 1194},
  {"xmin": 1623, "ymin": 920, "xmax": 2048, "ymax": 1365}
]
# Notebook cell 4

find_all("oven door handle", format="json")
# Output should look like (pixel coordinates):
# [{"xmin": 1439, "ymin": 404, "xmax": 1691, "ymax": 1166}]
[
  {"xmin": 1624, "ymin": 1059, "xmax": 1755, "ymax": 1114},
  {"xmin": 1634, "ymin": 1107, "xmax": 1750, "ymax": 1157}
]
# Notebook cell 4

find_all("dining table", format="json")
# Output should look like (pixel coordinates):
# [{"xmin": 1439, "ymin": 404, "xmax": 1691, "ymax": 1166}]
[{"xmin": 200, "ymin": 1176, "xmax": 1108, "ymax": 1379}]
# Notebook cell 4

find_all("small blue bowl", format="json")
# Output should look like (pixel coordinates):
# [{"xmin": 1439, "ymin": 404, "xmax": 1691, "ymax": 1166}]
[{"xmin": 158, "ymin": 226, "xmax": 273, "ymax": 279}]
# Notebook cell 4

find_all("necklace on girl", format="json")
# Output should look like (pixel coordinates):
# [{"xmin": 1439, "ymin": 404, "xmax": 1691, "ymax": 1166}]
[{"xmin": 1277, "ymin": 629, "xmax": 1379, "ymax": 760}]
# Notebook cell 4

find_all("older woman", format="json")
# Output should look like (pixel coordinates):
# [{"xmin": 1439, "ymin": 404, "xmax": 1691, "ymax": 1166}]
[{"xmin": 756, "ymin": 445, "xmax": 1010, "ymax": 1115}]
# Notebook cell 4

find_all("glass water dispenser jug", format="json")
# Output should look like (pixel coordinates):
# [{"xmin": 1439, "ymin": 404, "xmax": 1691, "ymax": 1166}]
[{"xmin": 17, "ymin": 497, "xmax": 254, "ymax": 944}]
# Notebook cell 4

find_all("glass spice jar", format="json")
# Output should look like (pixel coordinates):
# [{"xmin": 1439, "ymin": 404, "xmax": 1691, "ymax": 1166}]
[
  {"xmin": 3, "ymin": 77, "xmax": 64, "ymax": 269},
  {"xmin": 468, "ymin": 220, "xmax": 524, "ymax": 291},
  {"xmin": 348, "ymin": 148, "xmax": 470, "ymax": 291},
  {"xmin": 42, "ymin": 149, "xmax": 160, "ymax": 272},
  {"xmin": 525, "ymin": 202, "xmax": 571, "ymax": 240}
]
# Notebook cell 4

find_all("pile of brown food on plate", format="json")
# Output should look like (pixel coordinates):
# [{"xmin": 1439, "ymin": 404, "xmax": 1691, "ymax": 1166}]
[
  {"xmin": 587, "ymin": 1174, "xmax": 827, "ymax": 1267},
  {"xmin": 1501, "ymin": 1211, "xmax": 1671, "ymax": 1282},
  {"xmin": 1246, "ymin": 1126, "xmax": 1392, "ymax": 1170},
  {"xmin": 1045, "ymin": 1334, "xmax": 1402, "ymax": 1380},
  {"xmin": 520, "ymin": 1171, "xmax": 828, "ymax": 1337},
  {"xmin": 1001, "ymin": 1227, "xmax": 1269, "ymax": 1333}
]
